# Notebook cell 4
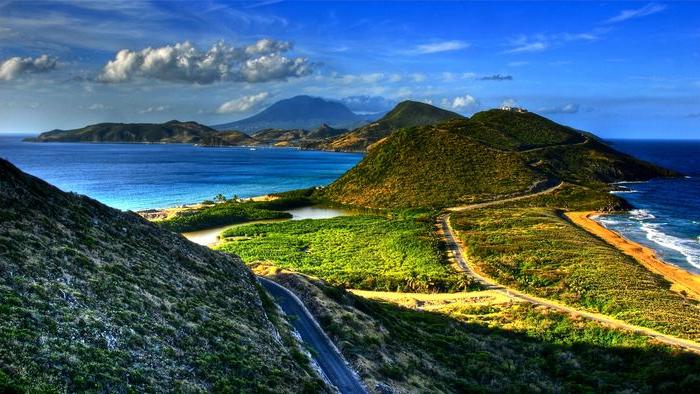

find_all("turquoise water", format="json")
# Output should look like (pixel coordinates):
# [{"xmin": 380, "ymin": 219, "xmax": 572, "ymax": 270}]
[
  {"xmin": 0, "ymin": 135, "xmax": 363, "ymax": 211},
  {"xmin": 599, "ymin": 140, "xmax": 700, "ymax": 274}
]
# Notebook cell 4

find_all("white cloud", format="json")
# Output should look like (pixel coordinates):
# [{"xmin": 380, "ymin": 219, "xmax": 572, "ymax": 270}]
[
  {"xmin": 444, "ymin": 95, "xmax": 478, "ymax": 110},
  {"xmin": 85, "ymin": 103, "xmax": 113, "ymax": 111},
  {"xmin": 0, "ymin": 54, "xmax": 57, "ymax": 81},
  {"xmin": 98, "ymin": 40, "xmax": 311, "ymax": 84},
  {"xmin": 411, "ymin": 73, "xmax": 426, "ymax": 82},
  {"xmin": 501, "ymin": 98, "xmax": 519, "ymax": 108},
  {"xmin": 216, "ymin": 92, "xmax": 270, "ymax": 114},
  {"xmin": 139, "ymin": 105, "xmax": 169, "ymax": 114},
  {"xmin": 604, "ymin": 3, "xmax": 666, "ymax": 24},
  {"xmin": 507, "ymin": 41, "xmax": 548, "ymax": 54},
  {"xmin": 538, "ymin": 103, "xmax": 580, "ymax": 114},
  {"xmin": 388, "ymin": 73, "xmax": 402, "ymax": 83},
  {"xmin": 410, "ymin": 40, "xmax": 470, "ymax": 55}
]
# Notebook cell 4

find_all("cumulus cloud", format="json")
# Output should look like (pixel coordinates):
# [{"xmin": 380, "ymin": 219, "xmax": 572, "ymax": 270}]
[
  {"xmin": 98, "ymin": 40, "xmax": 311, "ymax": 84},
  {"xmin": 0, "ymin": 54, "xmax": 57, "ymax": 81},
  {"xmin": 480, "ymin": 74, "xmax": 513, "ymax": 81},
  {"xmin": 443, "ymin": 95, "xmax": 479, "ymax": 111},
  {"xmin": 409, "ymin": 40, "xmax": 470, "ymax": 55},
  {"xmin": 538, "ymin": 103, "xmax": 580, "ymax": 114},
  {"xmin": 604, "ymin": 3, "xmax": 666, "ymax": 24},
  {"xmin": 217, "ymin": 92, "xmax": 270, "ymax": 114}
]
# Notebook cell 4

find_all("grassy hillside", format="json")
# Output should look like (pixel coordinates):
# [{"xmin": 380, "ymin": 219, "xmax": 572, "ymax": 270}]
[
  {"xmin": 318, "ymin": 100, "xmax": 463, "ymax": 152},
  {"xmin": 198, "ymin": 130, "xmax": 255, "ymax": 146},
  {"xmin": 452, "ymin": 207, "xmax": 700, "ymax": 340},
  {"xmin": 264, "ymin": 272, "xmax": 700, "ymax": 393},
  {"xmin": 323, "ymin": 119, "xmax": 545, "ymax": 208},
  {"xmin": 28, "ymin": 120, "xmax": 220, "ymax": 144},
  {"xmin": 323, "ymin": 111, "xmax": 676, "ymax": 209},
  {"xmin": 0, "ymin": 159, "xmax": 323, "ymax": 392}
]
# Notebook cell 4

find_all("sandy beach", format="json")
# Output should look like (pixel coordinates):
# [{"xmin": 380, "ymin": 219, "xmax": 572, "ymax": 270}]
[
  {"xmin": 567, "ymin": 211, "xmax": 700, "ymax": 301},
  {"xmin": 137, "ymin": 194, "xmax": 278, "ymax": 220}
]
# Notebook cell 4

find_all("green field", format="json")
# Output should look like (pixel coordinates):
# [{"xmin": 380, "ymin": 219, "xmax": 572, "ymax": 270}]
[
  {"xmin": 452, "ymin": 207, "xmax": 700, "ymax": 340},
  {"xmin": 216, "ymin": 215, "xmax": 474, "ymax": 292}
]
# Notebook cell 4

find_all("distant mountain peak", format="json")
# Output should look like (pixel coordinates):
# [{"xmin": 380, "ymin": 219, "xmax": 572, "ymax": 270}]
[{"xmin": 212, "ymin": 95, "xmax": 366, "ymax": 132}]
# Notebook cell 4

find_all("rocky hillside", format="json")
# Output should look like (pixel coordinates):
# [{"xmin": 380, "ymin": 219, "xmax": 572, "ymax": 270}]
[
  {"xmin": 322, "ymin": 110, "xmax": 677, "ymax": 208},
  {"xmin": 316, "ymin": 101, "xmax": 464, "ymax": 152},
  {"xmin": 0, "ymin": 159, "xmax": 323, "ymax": 392},
  {"xmin": 28, "ymin": 120, "xmax": 221, "ymax": 144}
]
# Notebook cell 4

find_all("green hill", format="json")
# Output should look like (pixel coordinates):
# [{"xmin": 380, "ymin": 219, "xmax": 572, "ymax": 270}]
[
  {"xmin": 0, "ymin": 159, "xmax": 322, "ymax": 392},
  {"xmin": 27, "ymin": 120, "xmax": 222, "ymax": 144},
  {"xmin": 322, "ymin": 111, "xmax": 676, "ymax": 209},
  {"xmin": 318, "ymin": 101, "xmax": 464, "ymax": 152},
  {"xmin": 198, "ymin": 130, "xmax": 255, "ymax": 146}
]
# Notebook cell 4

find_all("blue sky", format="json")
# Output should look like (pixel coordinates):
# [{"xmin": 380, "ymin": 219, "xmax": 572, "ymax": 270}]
[{"xmin": 0, "ymin": 1, "xmax": 698, "ymax": 138}]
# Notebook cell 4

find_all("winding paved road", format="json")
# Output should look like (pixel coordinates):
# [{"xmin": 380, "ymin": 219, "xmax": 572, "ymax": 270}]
[
  {"xmin": 438, "ymin": 209, "xmax": 700, "ymax": 355},
  {"xmin": 258, "ymin": 277, "xmax": 367, "ymax": 394}
]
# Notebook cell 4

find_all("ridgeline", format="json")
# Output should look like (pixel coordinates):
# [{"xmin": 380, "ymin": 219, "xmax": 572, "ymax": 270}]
[{"xmin": 322, "ymin": 109, "xmax": 676, "ymax": 209}]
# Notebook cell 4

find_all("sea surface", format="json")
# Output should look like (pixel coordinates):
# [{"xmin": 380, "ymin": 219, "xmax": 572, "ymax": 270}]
[
  {"xmin": 0, "ymin": 135, "xmax": 363, "ymax": 211},
  {"xmin": 598, "ymin": 140, "xmax": 700, "ymax": 274}
]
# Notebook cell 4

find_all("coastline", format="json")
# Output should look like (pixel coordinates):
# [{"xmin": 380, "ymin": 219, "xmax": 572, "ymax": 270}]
[
  {"xmin": 137, "ymin": 194, "xmax": 278, "ymax": 220},
  {"xmin": 567, "ymin": 211, "xmax": 700, "ymax": 301}
]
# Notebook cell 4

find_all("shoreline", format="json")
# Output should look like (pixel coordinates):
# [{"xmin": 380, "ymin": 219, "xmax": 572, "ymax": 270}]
[
  {"xmin": 137, "ymin": 193, "xmax": 279, "ymax": 220},
  {"xmin": 567, "ymin": 211, "xmax": 700, "ymax": 301}
]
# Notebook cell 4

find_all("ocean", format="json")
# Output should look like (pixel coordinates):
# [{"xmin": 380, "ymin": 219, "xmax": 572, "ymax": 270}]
[
  {"xmin": 599, "ymin": 140, "xmax": 700, "ymax": 274},
  {"xmin": 0, "ymin": 135, "xmax": 363, "ymax": 211},
  {"xmin": 1, "ymin": 135, "xmax": 698, "ymax": 274}
]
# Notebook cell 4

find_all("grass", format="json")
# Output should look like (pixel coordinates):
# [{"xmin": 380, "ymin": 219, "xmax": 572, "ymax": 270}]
[
  {"xmin": 216, "ymin": 215, "xmax": 475, "ymax": 292},
  {"xmin": 452, "ymin": 207, "xmax": 700, "ymax": 340},
  {"xmin": 266, "ymin": 272, "xmax": 700, "ymax": 393},
  {"xmin": 499, "ymin": 182, "xmax": 631, "ymax": 212}
]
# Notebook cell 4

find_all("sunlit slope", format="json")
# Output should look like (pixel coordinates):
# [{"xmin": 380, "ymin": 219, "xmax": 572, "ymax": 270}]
[
  {"xmin": 323, "ymin": 119, "xmax": 544, "ymax": 208},
  {"xmin": 319, "ymin": 100, "xmax": 464, "ymax": 152},
  {"xmin": 323, "ymin": 111, "xmax": 676, "ymax": 208},
  {"xmin": 0, "ymin": 159, "xmax": 322, "ymax": 392}
]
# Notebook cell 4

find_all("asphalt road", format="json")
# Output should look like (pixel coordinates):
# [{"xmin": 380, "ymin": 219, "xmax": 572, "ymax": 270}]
[{"xmin": 258, "ymin": 277, "xmax": 367, "ymax": 394}]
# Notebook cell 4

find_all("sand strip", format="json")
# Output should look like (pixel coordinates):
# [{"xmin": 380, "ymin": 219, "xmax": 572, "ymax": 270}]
[{"xmin": 567, "ymin": 211, "xmax": 700, "ymax": 301}]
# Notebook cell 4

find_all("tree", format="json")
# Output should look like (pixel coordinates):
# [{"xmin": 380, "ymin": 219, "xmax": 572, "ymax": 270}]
[{"xmin": 214, "ymin": 193, "xmax": 227, "ymax": 203}]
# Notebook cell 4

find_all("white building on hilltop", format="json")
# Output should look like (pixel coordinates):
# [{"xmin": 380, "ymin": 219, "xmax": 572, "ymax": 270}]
[{"xmin": 500, "ymin": 105, "xmax": 528, "ymax": 113}]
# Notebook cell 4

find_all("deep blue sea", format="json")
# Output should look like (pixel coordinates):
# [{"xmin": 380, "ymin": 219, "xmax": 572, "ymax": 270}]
[
  {"xmin": 599, "ymin": 140, "xmax": 700, "ymax": 274},
  {"xmin": 0, "ymin": 135, "xmax": 363, "ymax": 211}
]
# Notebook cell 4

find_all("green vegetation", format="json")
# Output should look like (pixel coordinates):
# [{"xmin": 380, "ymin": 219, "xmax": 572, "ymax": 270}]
[
  {"xmin": 501, "ymin": 182, "xmax": 631, "ymax": 211},
  {"xmin": 452, "ymin": 207, "xmax": 700, "ymax": 340},
  {"xmin": 217, "ymin": 215, "xmax": 475, "ymax": 292},
  {"xmin": 323, "ymin": 119, "xmax": 544, "ymax": 208},
  {"xmin": 27, "ymin": 120, "xmax": 222, "ymax": 144},
  {"xmin": 0, "ymin": 159, "xmax": 323, "ymax": 392},
  {"xmin": 318, "ymin": 100, "xmax": 463, "ymax": 151},
  {"xmin": 157, "ymin": 191, "xmax": 318, "ymax": 233},
  {"xmin": 268, "ymin": 272, "xmax": 700, "ymax": 393},
  {"xmin": 323, "ymin": 110, "xmax": 676, "ymax": 209}
]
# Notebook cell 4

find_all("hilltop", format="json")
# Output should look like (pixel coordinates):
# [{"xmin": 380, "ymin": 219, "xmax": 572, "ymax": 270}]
[
  {"xmin": 0, "ymin": 159, "xmax": 323, "ymax": 391},
  {"xmin": 322, "ymin": 109, "xmax": 676, "ymax": 208},
  {"xmin": 213, "ymin": 95, "xmax": 366, "ymax": 132},
  {"xmin": 28, "ymin": 120, "xmax": 224, "ymax": 144},
  {"xmin": 316, "ymin": 100, "xmax": 464, "ymax": 152}
]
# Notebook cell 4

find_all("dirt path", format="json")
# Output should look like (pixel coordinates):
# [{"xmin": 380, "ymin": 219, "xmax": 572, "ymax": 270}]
[
  {"xmin": 439, "ymin": 213, "xmax": 700, "ymax": 354},
  {"xmin": 567, "ymin": 211, "xmax": 700, "ymax": 301},
  {"xmin": 447, "ymin": 182, "xmax": 564, "ymax": 212}
]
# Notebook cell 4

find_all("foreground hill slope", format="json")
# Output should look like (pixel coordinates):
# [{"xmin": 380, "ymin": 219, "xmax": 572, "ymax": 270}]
[
  {"xmin": 213, "ymin": 95, "xmax": 364, "ymax": 132},
  {"xmin": 318, "ymin": 101, "xmax": 464, "ymax": 151},
  {"xmin": 28, "ymin": 120, "xmax": 221, "ymax": 144},
  {"xmin": 323, "ymin": 111, "xmax": 676, "ymax": 208},
  {"xmin": 0, "ymin": 159, "xmax": 321, "ymax": 392}
]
